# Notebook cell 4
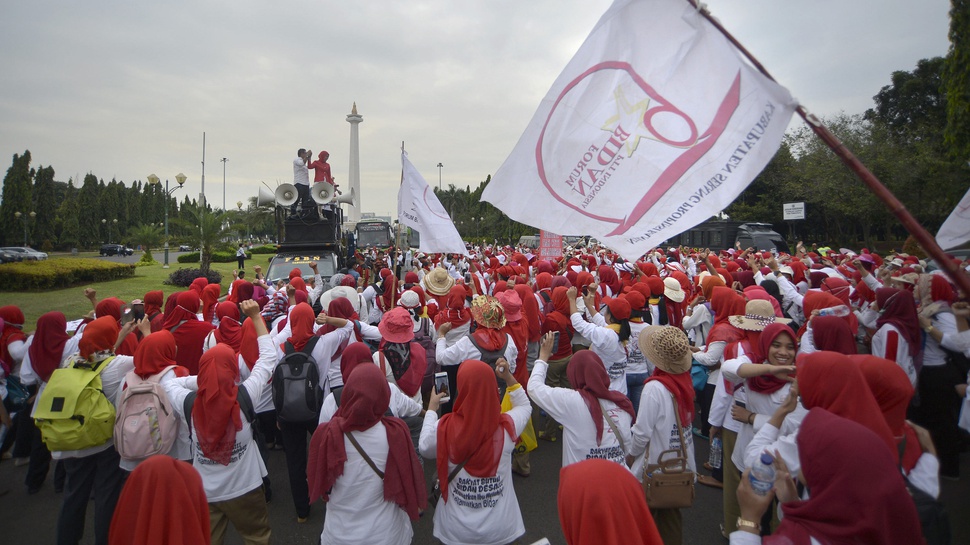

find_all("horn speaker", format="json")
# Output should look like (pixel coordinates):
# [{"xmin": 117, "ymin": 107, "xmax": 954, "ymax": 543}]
[
  {"xmin": 275, "ymin": 183, "xmax": 299, "ymax": 206},
  {"xmin": 335, "ymin": 187, "xmax": 356, "ymax": 207},
  {"xmin": 311, "ymin": 183, "xmax": 334, "ymax": 204},
  {"xmin": 256, "ymin": 186, "xmax": 276, "ymax": 207}
]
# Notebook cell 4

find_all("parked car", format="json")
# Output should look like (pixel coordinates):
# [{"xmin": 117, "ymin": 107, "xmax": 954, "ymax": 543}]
[
  {"xmin": 178, "ymin": 245, "xmax": 193, "ymax": 252},
  {"xmin": 1, "ymin": 246, "xmax": 48, "ymax": 261},
  {"xmin": 99, "ymin": 244, "xmax": 133, "ymax": 256},
  {"xmin": 0, "ymin": 248, "xmax": 25, "ymax": 263}
]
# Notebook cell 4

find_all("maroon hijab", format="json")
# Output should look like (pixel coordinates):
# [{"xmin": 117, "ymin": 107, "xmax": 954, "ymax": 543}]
[
  {"xmin": 567, "ymin": 351, "xmax": 635, "ymax": 445},
  {"xmin": 28, "ymin": 311, "xmax": 70, "ymax": 383},
  {"xmin": 875, "ymin": 288, "xmax": 920, "ymax": 357}
]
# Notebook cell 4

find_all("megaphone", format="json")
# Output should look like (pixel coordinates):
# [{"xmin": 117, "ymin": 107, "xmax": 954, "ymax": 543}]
[
  {"xmin": 311, "ymin": 183, "xmax": 334, "ymax": 204},
  {"xmin": 257, "ymin": 186, "xmax": 276, "ymax": 207},
  {"xmin": 335, "ymin": 187, "xmax": 356, "ymax": 207},
  {"xmin": 275, "ymin": 183, "xmax": 298, "ymax": 206}
]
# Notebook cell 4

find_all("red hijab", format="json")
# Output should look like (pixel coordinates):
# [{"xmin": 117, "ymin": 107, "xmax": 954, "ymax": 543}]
[
  {"xmin": 189, "ymin": 277, "xmax": 208, "ymax": 295},
  {"xmin": 706, "ymin": 287, "xmax": 746, "ymax": 345},
  {"xmin": 700, "ymin": 274, "xmax": 726, "ymax": 300},
  {"xmin": 79, "ymin": 316, "xmax": 120, "ymax": 360},
  {"xmin": 28, "ymin": 311, "xmax": 69, "ymax": 383},
  {"xmin": 513, "ymin": 283, "xmax": 542, "ymax": 343},
  {"xmin": 143, "ymin": 290, "xmax": 164, "ymax": 318},
  {"xmin": 108, "ymin": 456, "xmax": 210, "ymax": 545},
  {"xmin": 811, "ymin": 316, "xmax": 857, "ymax": 354},
  {"xmin": 765, "ymin": 408, "xmax": 923, "ymax": 545},
  {"xmin": 133, "ymin": 331, "xmax": 188, "ymax": 379},
  {"xmin": 800, "ymin": 290, "xmax": 858, "ymax": 338},
  {"xmin": 237, "ymin": 318, "xmax": 260, "ymax": 371},
  {"xmin": 558, "ymin": 459, "xmax": 663, "ymax": 545},
  {"xmin": 201, "ymin": 284, "xmax": 221, "ymax": 323},
  {"xmin": 743, "ymin": 286, "xmax": 783, "ymax": 318},
  {"xmin": 567, "ymin": 351, "xmax": 636, "ymax": 445},
  {"xmin": 499, "ymin": 290, "xmax": 530, "ymax": 387},
  {"xmin": 436, "ymin": 360, "xmax": 516, "ymax": 501},
  {"xmin": 434, "ymin": 285, "xmax": 471, "ymax": 330},
  {"xmin": 193, "ymin": 344, "xmax": 241, "ymax": 466},
  {"xmin": 307, "ymin": 364, "xmax": 426, "ymax": 519},
  {"xmin": 644, "ymin": 368, "xmax": 695, "ymax": 425},
  {"xmin": 213, "ymin": 302, "xmax": 242, "ymax": 351},
  {"xmin": 852, "ymin": 355, "xmax": 922, "ymax": 472},
  {"xmin": 227, "ymin": 280, "xmax": 247, "ymax": 303},
  {"xmin": 285, "ymin": 303, "xmax": 316, "ymax": 352},
  {"xmin": 163, "ymin": 291, "xmax": 215, "ymax": 375},
  {"xmin": 796, "ymin": 351, "xmax": 896, "ymax": 453},
  {"xmin": 875, "ymin": 288, "xmax": 921, "ymax": 358},
  {"xmin": 339, "ymin": 342, "xmax": 375, "ymax": 385},
  {"xmin": 747, "ymin": 323, "xmax": 796, "ymax": 395}
]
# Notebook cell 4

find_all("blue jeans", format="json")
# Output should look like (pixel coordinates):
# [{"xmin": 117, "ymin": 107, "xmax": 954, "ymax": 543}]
[{"xmin": 626, "ymin": 372, "xmax": 648, "ymax": 415}]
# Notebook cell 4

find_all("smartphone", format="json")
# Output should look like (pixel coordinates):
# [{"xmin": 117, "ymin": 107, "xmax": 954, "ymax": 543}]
[
  {"xmin": 434, "ymin": 371, "xmax": 451, "ymax": 403},
  {"xmin": 551, "ymin": 331, "xmax": 560, "ymax": 348}
]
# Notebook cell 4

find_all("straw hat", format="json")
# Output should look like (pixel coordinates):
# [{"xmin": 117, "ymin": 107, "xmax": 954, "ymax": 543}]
[
  {"xmin": 470, "ymin": 295, "xmax": 506, "ymax": 329},
  {"xmin": 663, "ymin": 277, "xmax": 685, "ymax": 303},
  {"xmin": 729, "ymin": 300, "xmax": 791, "ymax": 331},
  {"xmin": 638, "ymin": 325, "xmax": 692, "ymax": 375},
  {"xmin": 424, "ymin": 267, "xmax": 455, "ymax": 296}
]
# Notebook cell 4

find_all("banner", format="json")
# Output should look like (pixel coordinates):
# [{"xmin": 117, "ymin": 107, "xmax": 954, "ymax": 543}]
[
  {"xmin": 936, "ymin": 185, "xmax": 970, "ymax": 251},
  {"xmin": 397, "ymin": 151, "xmax": 468, "ymax": 255},
  {"xmin": 483, "ymin": 0, "xmax": 796, "ymax": 261},
  {"xmin": 538, "ymin": 230, "xmax": 563, "ymax": 261}
]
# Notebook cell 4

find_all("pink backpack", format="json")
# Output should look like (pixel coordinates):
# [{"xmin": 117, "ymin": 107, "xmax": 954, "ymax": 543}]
[{"xmin": 114, "ymin": 366, "xmax": 179, "ymax": 462}]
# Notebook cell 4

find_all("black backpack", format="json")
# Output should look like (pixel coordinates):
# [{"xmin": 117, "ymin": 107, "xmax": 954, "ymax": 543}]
[{"xmin": 272, "ymin": 337, "xmax": 323, "ymax": 423}]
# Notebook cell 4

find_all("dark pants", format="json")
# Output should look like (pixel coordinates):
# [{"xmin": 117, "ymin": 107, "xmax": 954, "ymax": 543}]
[
  {"xmin": 911, "ymin": 363, "xmax": 964, "ymax": 478},
  {"xmin": 24, "ymin": 412, "xmax": 53, "ymax": 492},
  {"xmin": 289, "ymin": 184, "xmax": 316, "ymax": 219},
  {"xmin": 237, "ymin": 256, "xmax": 245, "ymax": 269},
  {"xmin": 57, "ymin": 447, "xmax": 127, "ymax": 545},
  {"xmin": 651, "ymin": 507, "xmax": 683, "ymax": 545},
  {"xmin": 279, "ymin": 418, "xmax": 318, "ymax": 518},
  {"xmin": 697, "ymin": 383, "xmax": 716, "ymax": 437}
]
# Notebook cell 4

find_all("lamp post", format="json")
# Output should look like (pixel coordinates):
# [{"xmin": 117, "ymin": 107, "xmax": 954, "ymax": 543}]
[
  {"xmin": 14, "ymin": 211, "xmax": 35, "ymax": 246},
  {"xmin": 222, "ymin": 157, "xmax": 228, "ymax": 211},
  {"xmin": 148, "ymin": 172, "xmax": 187, "ymax": 268},
  {"xmin": 437, "ymin": 162, "xmax": 443, "ymax": 191},
  {"xmin": 237, "ymin": 200, "xmax": 245, "ymax": 241},
  {"xmin": 101, "ymin": 219, "xmax": 107, "ymax": 243}
]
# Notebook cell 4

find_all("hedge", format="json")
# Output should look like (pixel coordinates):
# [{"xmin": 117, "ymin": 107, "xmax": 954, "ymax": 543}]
[
  {"xmin": 166, "ymin": 268, "xmax": 223, "ymax": 287},
  {"xmin": 177, "ymin": 251, "xmax": 252, "ymax": 264},
  {"xmin": 0, "ymin": 258, "xmax": 135, "ymax": 291},
  {"xmin": 249, "ymin": 245, "xmax": 278, "ymax": 254}
]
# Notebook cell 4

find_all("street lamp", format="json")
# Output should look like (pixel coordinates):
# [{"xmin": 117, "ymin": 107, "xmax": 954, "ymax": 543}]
[
  {"xmin": 222, "ymin": 157, "xmax": 228, "ymax": 211},
  {"xmin": 147, "ymin": 172, "xmax": 187, "ymax": 268},
  {"xmin": 101, "ymin": 218, "xmax": 107, "ymax": 243},
  {"xmin": 437, "ymin": 162, "xmax": 443, "ymax": 190},
  {"xmin": 14, "ymin": 211, "xmax": 35, "ymax": 246}
]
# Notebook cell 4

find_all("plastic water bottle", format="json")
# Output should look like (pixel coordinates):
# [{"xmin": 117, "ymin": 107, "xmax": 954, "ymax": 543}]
[
  {"xmin": 708, "ymin": 436, "xmax": 723, "ymax": 469},
  {"xmin": 749, "ymin": 453, "xmax": 776, "ymax": 495},
  {"xmin": 818, "ymin": 305, "xmax": 850, "ymax": 317}
]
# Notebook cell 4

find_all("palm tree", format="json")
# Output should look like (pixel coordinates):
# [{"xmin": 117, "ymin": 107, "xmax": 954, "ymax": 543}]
[
  {"xmin": 172, "ymin": 205, "xmax": 239, "ymax": 275},
  {"xmin": 127, "ymin": 223, "xmax": 163, "ymax": 262}
]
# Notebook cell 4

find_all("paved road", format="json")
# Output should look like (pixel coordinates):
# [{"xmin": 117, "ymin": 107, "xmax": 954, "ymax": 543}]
[{"xmin": 5, "ymin": 415, "xmax": 967, "ymax": 544}]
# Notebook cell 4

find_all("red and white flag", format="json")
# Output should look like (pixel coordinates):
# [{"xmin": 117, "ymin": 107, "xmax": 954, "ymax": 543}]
[
  {"xmin": 936, "ymin": 185, "xmax": 970, "ymax": 251},
  {"xmin": 398, "ymin": 151, "xmax": 468, "ymax": 255},
  {"xmin": 483, "ymin": 0, "xmax": 796, "ymax": 261}
]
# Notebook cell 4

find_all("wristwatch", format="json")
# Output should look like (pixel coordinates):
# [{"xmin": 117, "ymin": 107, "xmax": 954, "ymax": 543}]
[{"xmin": 737, "ymin": 517, "xmax": 761, "ymax": 533}]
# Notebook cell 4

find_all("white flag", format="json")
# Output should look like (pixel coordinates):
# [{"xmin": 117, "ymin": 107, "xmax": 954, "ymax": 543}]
[
  {"xmin": 936, "ymin": 185, "xmax": 970, "ymax": 251},
  {"xmin": 398, "ymin": 151, "xmax": 467, "ymax": 255},
  {"xmin": 483, "ymin": 0, "xmax": 796, "ymax": 261}
]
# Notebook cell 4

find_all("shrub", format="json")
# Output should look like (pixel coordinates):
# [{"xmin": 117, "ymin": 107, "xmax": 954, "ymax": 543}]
[
  {"xmin": 165, "ymin": 267, "xmax": 223, "ymax": 287},
  {"xmin": 0, "ymin": 258, "xmax": 135, "ymax": 291},
  {"xmin": 177, "ymin": 251, "xmax": 251, "ymax": 264},
  {"xmin": 249, "ymin": 245, "xmax": 278, "ymax": 254}
]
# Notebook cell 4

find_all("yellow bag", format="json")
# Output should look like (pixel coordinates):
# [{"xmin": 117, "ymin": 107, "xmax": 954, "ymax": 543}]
[{"xmin": 501, "ymin": 391, "xmax": 537, "ymax": 453}]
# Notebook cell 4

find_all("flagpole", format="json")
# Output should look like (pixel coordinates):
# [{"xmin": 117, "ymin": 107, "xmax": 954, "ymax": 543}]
[{"xmin": 687, "ymin": 0, "xmax": 970, "ymax": 295}]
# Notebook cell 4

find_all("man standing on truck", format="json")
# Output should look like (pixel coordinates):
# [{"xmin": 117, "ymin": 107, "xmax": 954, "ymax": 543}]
[{"xmin": 291, "ymin": 148, "xmax": 314, "ymax": 219}]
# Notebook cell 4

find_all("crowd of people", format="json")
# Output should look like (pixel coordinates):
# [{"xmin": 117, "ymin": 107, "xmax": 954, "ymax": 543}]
[{"xmin": 1, "ymin": 239, "xmax": 968, "ymax": 545}]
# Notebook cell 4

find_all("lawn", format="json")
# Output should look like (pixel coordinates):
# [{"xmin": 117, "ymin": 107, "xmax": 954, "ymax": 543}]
[{"xmin": 2, "ymin": 255, "xmax": 243, "ymax": 333}]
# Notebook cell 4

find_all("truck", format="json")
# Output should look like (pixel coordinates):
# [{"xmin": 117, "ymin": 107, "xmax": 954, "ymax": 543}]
[
  {"xmin": 264, "ymin": 208, "xmax": 345, "ymax": 284},
  {"xmin": 663, "ymin": 221, "xmax": 789, "ymax": 253}
]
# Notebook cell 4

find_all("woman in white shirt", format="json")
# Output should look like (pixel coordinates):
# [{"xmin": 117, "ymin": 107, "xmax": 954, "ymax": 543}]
[
  {"xmin": 420, "ymin": 359, "xmax": 531, "ymax": 545},
  {"xmin": 318, "ymin": 342, "xmax": 422, "ymax": 424},
  {"xmin": 567, "ymin": 286, "xmax": 631, "ymax": 394},
  {"xmin": 307, "ymin": 364, "xmax": 426, "ymax": 545},
  {"xmin": 529, "ymin": 333, "xmax": 634, "ymax": 468},
  {"xmin": 627, "ymin": 326, "xmax": 696, "ymax": 545}
]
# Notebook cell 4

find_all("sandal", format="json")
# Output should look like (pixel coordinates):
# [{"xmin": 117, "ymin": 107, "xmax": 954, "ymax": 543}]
[{"xmin": 697, "ymin": 474, "xmax": 723, "ymax": 489}]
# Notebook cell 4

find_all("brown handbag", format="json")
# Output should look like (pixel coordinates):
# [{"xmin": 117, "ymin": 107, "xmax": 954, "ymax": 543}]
[{"xmin": 641, "ymin": 393, "xmax": 695, "ymax": 509}]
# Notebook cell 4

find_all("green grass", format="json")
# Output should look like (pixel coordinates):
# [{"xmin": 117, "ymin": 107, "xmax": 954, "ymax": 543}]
[{"xmin": 3, "ymin": 256, "xmax": 244, "ymax": 334}]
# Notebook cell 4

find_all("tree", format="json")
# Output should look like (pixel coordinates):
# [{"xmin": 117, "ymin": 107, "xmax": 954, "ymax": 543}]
[
  {"xmin": 173, "ymin": 205, "xmax": 238, "ymax": 275},
  {"xmin": 127, "ymin": 223, "xmax": 163, "ymax": 262},
  {"xmin": 77, "ymin": 174, "xmax": 102, "ymax": 247},
  {"xmin": 0, "ymin": 151, "xmax": 34, "ymax": 246},
  {"xmin": 57, "ymin": 179, "xmax": 80, "ymax": 250},
  {"xmin": 32, "ymin": 165, "xmax": 58, "ymax": 247},
  {"xmin": 944, "ymin": 0, "xmax": 970, "ymax": 160}
]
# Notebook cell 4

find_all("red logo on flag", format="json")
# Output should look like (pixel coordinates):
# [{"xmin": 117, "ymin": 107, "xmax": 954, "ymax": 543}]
[{"xmin": 535, "ymin": 61, "xmax": 740, "ymax": 236}]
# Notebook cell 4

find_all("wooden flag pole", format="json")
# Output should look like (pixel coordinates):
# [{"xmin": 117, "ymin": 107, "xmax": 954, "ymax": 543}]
[{"xmin": 688, "ymin": 0, "xmax": 970, "ymax": 295}]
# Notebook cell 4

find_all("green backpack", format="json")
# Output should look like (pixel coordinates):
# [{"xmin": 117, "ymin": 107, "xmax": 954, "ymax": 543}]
[{"xmin": 35, "ymin": 356, "xmax": 117, "ymax": 452}]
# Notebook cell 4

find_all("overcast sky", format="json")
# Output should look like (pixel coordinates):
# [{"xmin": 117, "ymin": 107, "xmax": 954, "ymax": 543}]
[{"xmin": 0, "ymin": 0, "xmax": 952, "ymax": 220}]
